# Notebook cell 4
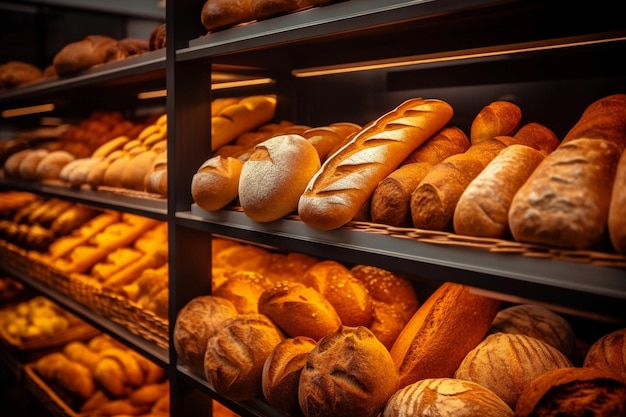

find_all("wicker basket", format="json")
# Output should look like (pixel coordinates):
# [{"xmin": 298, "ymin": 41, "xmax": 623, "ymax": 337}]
[{"xmin": 23, "ymin": 364, "xmax": 81, "ymax": 417}]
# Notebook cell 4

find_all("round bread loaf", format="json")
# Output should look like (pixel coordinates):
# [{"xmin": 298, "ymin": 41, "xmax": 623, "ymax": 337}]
[
  {"xmin": 4, "ymin": 149, "xmax": 35, "ymax": 178},
  {"xmin": 470, "ymin": 101, "xmax": 522, "ymax": 144},
  {"xmin": 191, "ymin": 155, "xmax": 243, "ymax": 211},
  {"xmin": 301, "ymin": 260, "xmax": 374, "ymax": 327},
  {"xmin": 18, "ymin": 149, "xmax": 49, "ymax": 180},
  {"xmin": 488, "ymin": 304, "xmax": 576, "ymax": 359},
  {"xmin": 36, "ymin": 150, "xmax": 76, "ymax": 180},
  {"xmin": 298, "ymin": 325, "xmax": 398, "ymax": 417},
  {"xmin": 173, "ymin": 295, "xmax": 238, "ymax": 373},
  {"xmin": 455, "ymin": 332, "xmax": 573, "ymax": 409},
  {"xmin": 238, "ymin": 134, "xmax": 321, "ymax": 222},
  {"xmin": 212, "ymin": 271, "xmax": 273, "ymax": 314},
  {"xmin": 515, "ymin": 367, "xmax": 626, "ymax": 417},
  {"xmin": 0, "ymin": 61, "xmax": 43, "ymax": 89},
  {"xmin": 383, "ymin": 378, "xmax": 514, "ymax": 417},
  {"xmin": 367, "ymin": 300, "xmax": 407, "ymax": 350},
  {"xmin": 262, "ymin": 336, "xmax": 317, "ymax": 413},
  {"xmin": 584, "ymin": 328, "xmax": 626, "ymax": 383},
  {"xmin": 204, "ymin": 313, "xmax": 284, "ymax": 400},
  {"xmin": 258, "ymin": 280, "xmax": 342, "ymax": 341}
]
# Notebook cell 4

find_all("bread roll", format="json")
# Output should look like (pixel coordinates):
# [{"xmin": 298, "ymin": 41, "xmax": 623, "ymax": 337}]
[
  {"xmin": 301, "ymin": 260, "xmax": 374, "ymax": 327},
  {"xmin": 262, "ymin": 336, "xmax": 317, "ymax": 413},
  {"xmin": 0, "ymin": 61, "xmax": 43, "ymax": 89},
  {"xmin": 35, "ymin": 150, "xmax": 75, "ymax": 180},
  {"xmin": 121, "ymin": 150, "xmax": 158, "ymax": 191},
  {"xmin": 298, "ymin": 98, "xmax": 453, "ymax": 230},
  {"xmin": 204, "ymin": 313, "xmax": 284, "ymax": 400},
  {"xmin": 173, "ymin": 295, "xmax": 239, "ymax": 373},
  {"xmin": 489, "ymin": 304, "xmax": 576, "ymax": 359},
  {"xmin": 192, "ymin": 155, "xmax": 244, "ymax": 211},
  {"xmin": 509, "ymin": 138, "xmax": 622, "ymax": 249},
  {"xmin": 455, "ymin": 332, "xmax": 573, "ymax": 409},
  {"xmin": 512, "ymin": 122, "xmax": 560, "ymax": 155},
  {"xmin": 410, "ymin": 137, "xmax": 514, "ymax": 231},
  {"xmin": 609, "ymin": 151, "xmax": 626, "ymax": 254},
  {"xmin": 201, "ymin": 0, "xmax": 253, "ymax": 31},
  {"xmin": 258, "ymin": 280, "xmax": 342, "ymax": 341},
  {"xmin": 298, "ymin": 325, "xmax": 399, "ymax": 417},
  {"xmin": 390, "ymin": 282, "xmax": 500, "ymax": 389},
  {"xmin": 453, "ymin": 144, "xmax": 545, "ymax": 238},
  {"xmin": 515, "ymin": 367, "xmax": 626, "ymax": 417},
  {"xmin": 53, "ymin": 35, "xmax": 119, "ymax": 75},
  {"xmin": 239, "ymin": 134, "xmax": 321, "ymax": 222},
  {"xmin": 18, "ymin": 149, "xmax": 49, "ymax": 180},
  {"xmin": 470, "ymin": 101, "xmax": 522, "ymax": 144},
  {"xmin": 383, "ymin": 378, "xmax": 514, "ymax": 417},
  {"xmin": 584, "ymin": 328, "xmax": 626, "ymax": 383},
  {"xmin": 402, "ymin": 126, "xmax": 470, "ymax": 165},
  {"xmin": 149, "ymin": 23, "xmax": 166, "ymax": 51}
]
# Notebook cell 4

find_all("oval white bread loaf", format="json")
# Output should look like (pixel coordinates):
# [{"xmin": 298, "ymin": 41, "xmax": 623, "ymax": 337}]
[
  {"xmin": 35, "ymin": 150, "xmax": 75, "ymax": 180},
  {"xmin": 239, "ymin": 134, "xmax": 321, "ymax": 222},
  {"xmin": 470, "ymin": 101, "xmax": 522, "ymax": 144},
  {"xmin": 402, "ymin": 126, "xmax": 470, "ymax": 166},
  {"xmin": 453, "ymin": 144, "xmax": 545, "ymax": 238},
  {"xmin": 389, "ymin": 282, "xmax": 500, "ymax": 389},
  {"xmin": 508, "ymin": 137, "xmax": 622, "ymax": 249},
  {"xmin": 191, "ymin": 155, "xmax": 243, "ymax": 211},
  {"xmin": 298, "ymin": 325, "xmax": 399, "ymax": 417},
  {"xmin": 383, "ymin": 378, "xmax": 514, "ymax": 417},
  {"xmin": 584, "ymin": 328, "xmax": 626, "ymax": 384},
  {"xmin": 298, "ymin": 98, "xmax": 453, "ymax": 230},
  {"xmin": 609, "ymin": 151, "xmax": 626, "ymax": 254},
  {"xmin": 455, "ymin": 332, "xmax": 572, "ymax": 409}
]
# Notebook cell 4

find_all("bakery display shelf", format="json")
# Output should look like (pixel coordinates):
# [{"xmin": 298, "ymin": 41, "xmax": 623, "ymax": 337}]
[
  {"xmin": 0, "ymin": 261, "xmax": 168, "ymax": 369},
  {"xmin": 0, "ymin": 177, "xmax": 167, "ymax": 221},
  {"xmin": 0, "ymin": 49, "xmax": 166, "ymax": 108},
  {"xmin": 178, "ymin": 206, "xmax": 626, "ymax": 322}
]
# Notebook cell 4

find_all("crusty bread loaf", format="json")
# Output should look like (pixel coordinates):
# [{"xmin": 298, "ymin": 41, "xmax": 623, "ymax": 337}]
[
  {"xmin": 258, "ymin": 280, "xmax": 342, "ymax": 341},
  {"xmin": 204, "ymin": 313, "xmax": 284, "ymax": 400},
  {"xmin": 584, "ymin": 328, "xmax": 626, "ymax": 384},
  {"xmin": 488, "ymin": 304, "xmax": 576, "ymax": 359},
  {"xmin": 4, "ymin": 149, "xmax": 32, "ymax": 177},
  {"xmin": 144, "ymin": 151, "xmax": 167, "ymax": 196},
  {"xmin": 18, "ymin": 149, "xmax": 49, "ymax": 180},
  {"xmin": 402, "ymin": 126, "xmax": 470, "ymax": 165},
  {"xmin": 239, "ymin": 134, "xmax": 321, "ymax": 222},
  {"xmin": 201, "ymin": 0, "xmax": 253, "ymax": 31},
  {"xmin": 298, "ymin": 325, "xmax": 399, "ymax": 417},
  {"xmin": 301, "ymin": 260, "xmax": 374, "ymax": 327},
  {"xmin": 121, "ymin": 150, "xmax": 158, "ymax": 191},
  {"xmin": 455, "ymin": 332, "xmax": 573, "ymax": 409},
  {"xmin": 35, "ymin": 150, "xmax": 75, "ymax": 180},
  {"xmin": 192, "ymin": 155, "xmax": 243, "ymax": 211},
  {"xmin": 262, "ymin": 336, "xmax": 317, "ymax": 413},
  {"xmin": 609, "ymin": 151, "xmax": 626, "ymax": 254},
  {"xmin": 512, "ymin": 122, "xmax": 560, "ymax": 155},
  {"xmin": 453, "ymin": 144, "xmax": 545, "ymax": 238},
  {"xmin": 515, "ymin": 367, "xmax": 626, "ymax": 417},
  {"xmin": 250, "ymin": 0, "xmax": 333, "ymax": 20},
  {"xmin": 173, "ymin": 295, "xmax": 238, "ymax": 373},
  {"xmin": 390, "ymin": 282, "xmax": 500, "ymax": 389},
  {"xmin": 298, "ymin": 98, "xmax": 453, "ymax": 230},
  {"xmin": 470, "ymin": 101, "xmax": 522, "ymax": 144},
  {"xmin": 410, "ymin": 137, "xmax": 514, "ymax": 231},
  {"xmin": 0, "ymin": 61, "xmax": 43, "ymax": 89},
  {"xmin": 509, "ymin": 138, "xmax": 622, "ymax": 249},
  {"xmin": 53, "ymin": 35, "xmax": 119, "ymax": 75},
  {"xmin": 367, "ymin": 301, "xmax": 407, "ymax": 351},
  {"xmin": 562, "ymin": 94, "xmax": 626, "ymax": 151},
  {"xmin": 212, "ymin": 271, "xmax": 272, "ymax": 314},
  {"xmin": 302, "ymin": 122, "xmax": 362, "ymax": 162},
  {"xmin": 383, "ymin": 378, "xmax": 514, "ymax": 417}
]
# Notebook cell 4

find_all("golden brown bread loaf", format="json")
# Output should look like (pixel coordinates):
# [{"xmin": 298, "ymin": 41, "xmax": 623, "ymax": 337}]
[
  {"xmin": 455, "ymin": 332, "xmax": 573, "ymax": 409},
  {"xmin": 402, "ymin": 126, "xmax": 470, "ymax": 165},
  {"xmin": 470, "ymin": 101, "xmax": 522, "ymax": 144},
  {"xmin": 212, "ymin": 271, "xmax": 272, "ymax": 314},
  {"xmin": 562, "ymin": 94, "xmax": 626, "ymax": 151},
  {"xmin": 258, "ymin": 280, "xmax": 342, "ymax": 341},
  {"xmin": 201, "ymin": 0, "xmax": 253, "ymax": 31},
  {"xmin": 389, "ymin": 282, "xmax": 501, "ymax": 389},
  {"xmin": 35, "ymin": 150, "xmax": 75, "ymax": 180},
  {"xmin": 609, "ymin": 151, "xmax": 626, "ymax": 254},
  {"xmin": 53, "ymin": 35, "xmax": 119, "ymax": 75},
  {"xmin": 34, "ymin": 352, "xmax": 96, "ymax": 400},
  {"xmin": 191, "ymin": 155, "xmax": 244, "ymax": 211},
  {"xmin": 584, "ymin": 328, "xmax": 626, "ymax": 384},
  {"xmin": 250, "ymin": 0, "xmax": 334, "ymax": 20},
  {"xmin": 204, "ymin": 313, "xmax": 284, "ymax": 400},
  {"xmin": 489, "ymin": 304, "xmax": 576, "ymax": 359},
  {"xmin": 120, "ymin": 150, "xmax": 158, "ymax": 191},
  {"xmin": 0, "ymin": 61, "xmax": 43, "ymax": 89},
  {"xmin": 261, "ymin": 336, "xmax": 317, "ymax": 413},
  {"xmin": 298, "ymin": 325, "xmax": 399, "ymax": 417},
  {"xmin": 18, "ymin": 148, "xmax": 49, "ymax": 180},
  {"xmin": 367, "ymin": 300, "xmax": 407, "ymax": 351},
  {"xmin": 173, "ymin": 295, "xmax": 239, "ymax": 373},
  {"xmin": 301, "ymin": 260, "xmax": 374, "ymax": 327},
  {"xmin": 383, "ymin": 378, "xmax": 514, "ymax": 417},
  {"xmin": 239, "ymin": 134, "xmax": 321, "ymax": 222},
  {"xmin": 298, "ymin": 98, "xmax": 453, "ymax": 230},
  {"xmin": 512, "ymin": 122, "xmax": 560, "ymax": 155},
  {"xmin": 302, "ymin": 122, "xmax": 362, "ymax": 162},
  {"xmin": 149, "ymin": 23, "xmax": 166, "ymax": 51},
  {"xmin": 453, "ymin": 144, "xmax": 546, "ymax": 238},
  {"xmin": 515, "ymin": 367, "xmax": 626, "ymax": 417},
  {"xmin": 508, "ymin": 138, "xmax": 622, "ymax": 249}
]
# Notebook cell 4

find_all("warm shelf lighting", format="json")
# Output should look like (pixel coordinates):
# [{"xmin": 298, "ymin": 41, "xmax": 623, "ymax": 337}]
[
  {"xmin": 2, "ymin": 103, "xmax": 55, "ymax": 118},
  {"xmin": 138, "ymin": 89, "xmax": 167, "ymax": 99},
  {"xmin": 292, "ymin": 35, "xmax": 626, "ymax": 77},
  {"xmin": 211, "ymin": 78, "xmax": 274, "ymax": 90}
]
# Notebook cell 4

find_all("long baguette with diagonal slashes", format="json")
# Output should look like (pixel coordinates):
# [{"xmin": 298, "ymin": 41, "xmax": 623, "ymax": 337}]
[{"xmin": 298, "ymin": 98, "xmax": 453, "ymax": 230}]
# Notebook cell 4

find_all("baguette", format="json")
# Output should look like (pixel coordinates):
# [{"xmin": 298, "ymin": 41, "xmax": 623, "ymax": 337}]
[
  {"xmin": 298, "ymin": 98, "xmax": 453, "ymax": 230},
  {"xmin": 470, "ymin": 101, "xmax": 522, "ymax": 144},
  {"xmin": 402, "ymin": 126, "xmax": 470, "ymax": 165}
]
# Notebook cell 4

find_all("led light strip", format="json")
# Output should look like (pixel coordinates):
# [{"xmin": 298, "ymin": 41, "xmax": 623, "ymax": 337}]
[{"xmin": 2, "ymin": 103, "xmax": 55, "ymax": 118}]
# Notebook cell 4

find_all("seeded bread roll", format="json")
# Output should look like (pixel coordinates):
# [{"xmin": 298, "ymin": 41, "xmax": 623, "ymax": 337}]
[
  {"xmin": 470, "ymin": 101, "xmax": 522, "ymax": 144},
  {"xmin": 383, "ymin": 378, "xmax": 514, "ymax": 417},
  {"xmin": 299, "ymin": 98, "xmax": 453, "ymax": 230},
  {"xmin": 192, "ymin": 155, "xmax": 244, "ymax": 211},
  {"xmin": 18, "ymin": 149, "xmax": 49, "ymax": 180},
  {"xmin": 609, "ymin": 151, "xmax": 626, "ymax": 254},
  {"xmin": 204, "ymin": 313, "xmax": 284, "ymax": 400},
  {"xmin": 455, "ymin": 332, "xmax": 573, "ymax": 409},
  {"xmin": 298, "ymin": 326, "xmax": 399, "ymax": 417},
  {"xmin": 515, "ymin": 367, "xmax": 626, "ymax": 417},
  {"xmin": 584, "ymin": 328, "xmax": 626, "ymax": 384},
  {"xmin": 212, "ymin": 271, "xmax": 272, "ymax": 314}
]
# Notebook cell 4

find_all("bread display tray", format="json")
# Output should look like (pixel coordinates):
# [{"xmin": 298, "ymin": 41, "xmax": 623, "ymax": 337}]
[{"xmin": 23, "ymin": 363, "xmax": 80, "ymax": 417}]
